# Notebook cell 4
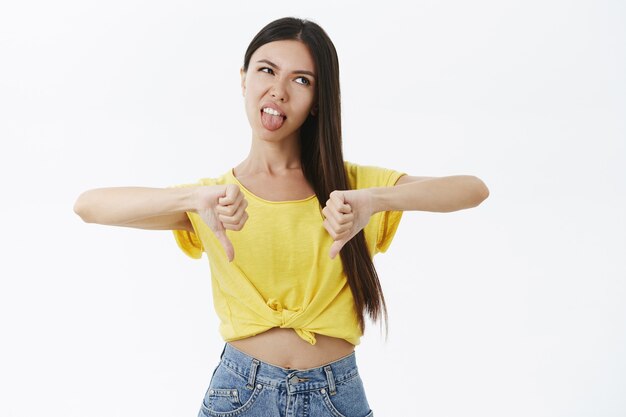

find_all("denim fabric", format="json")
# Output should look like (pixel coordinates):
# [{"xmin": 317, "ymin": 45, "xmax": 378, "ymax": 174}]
[{"xmin": 198, "ymin": 343, "xmax": 373, "ymax": 417}]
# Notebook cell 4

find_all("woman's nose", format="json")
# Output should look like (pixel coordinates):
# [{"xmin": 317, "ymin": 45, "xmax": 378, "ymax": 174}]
[
  {"xmin": 271, "ymin": 90, "xmax": 285, "ymax": 101},
  {"xmin": 271, "ymin": 82, "xmax": 287, "ymax": 101}
]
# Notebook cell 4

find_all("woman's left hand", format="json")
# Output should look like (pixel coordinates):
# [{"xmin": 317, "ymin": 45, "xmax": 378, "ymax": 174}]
[{"xmin": 322, "ymin": 189, "xmax": 374, "ymax": 259}]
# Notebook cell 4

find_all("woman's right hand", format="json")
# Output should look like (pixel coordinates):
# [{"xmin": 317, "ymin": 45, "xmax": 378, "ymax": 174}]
[{"xmin": 194, "ymin": 184, "xmax": 249, "ymax": 262}]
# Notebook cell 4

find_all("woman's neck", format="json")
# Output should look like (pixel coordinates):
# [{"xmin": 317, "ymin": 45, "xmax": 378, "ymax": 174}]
[{"xmin": 237, "ymin": 134, "xmax": 303, "ymax": 176}]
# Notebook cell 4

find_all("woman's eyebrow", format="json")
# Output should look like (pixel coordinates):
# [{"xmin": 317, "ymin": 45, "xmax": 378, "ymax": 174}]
[{"xmin": 256, "ymin": 59, "xmax": 316, "ymax": 78}]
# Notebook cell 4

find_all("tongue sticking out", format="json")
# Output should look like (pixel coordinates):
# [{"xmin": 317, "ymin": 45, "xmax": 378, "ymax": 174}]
[{"xmin": 261, "ymin": 111, "xmax": 285, "ymax": 131}]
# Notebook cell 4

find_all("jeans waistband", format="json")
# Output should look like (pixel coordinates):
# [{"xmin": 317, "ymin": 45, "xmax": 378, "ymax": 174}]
[{"xmin": 218, "ymin": 342, "xmax": 359, "ymax": 395}]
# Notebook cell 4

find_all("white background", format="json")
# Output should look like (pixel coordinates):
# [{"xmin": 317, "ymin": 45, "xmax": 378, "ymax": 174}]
[{"xmin": 1, "ymin": 1, "xmax": 624, "ymax": 416}]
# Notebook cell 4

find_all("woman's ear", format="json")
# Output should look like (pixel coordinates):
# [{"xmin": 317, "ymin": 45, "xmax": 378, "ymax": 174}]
[
  {"xmin": 310, "ymin": 105, "xmax": 318, "ymax": 116},
  {"xmin": 240, "ymin": 67, "xmax": 246, "ymax": 97}
]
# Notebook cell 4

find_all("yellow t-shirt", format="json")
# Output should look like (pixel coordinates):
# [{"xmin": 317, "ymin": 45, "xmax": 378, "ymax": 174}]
[{"xmin": 170, "ymin": 161, "xmax": 405, "ymax": 346}]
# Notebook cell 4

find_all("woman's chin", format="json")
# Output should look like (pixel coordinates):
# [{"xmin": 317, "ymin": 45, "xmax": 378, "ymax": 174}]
[{"xmin": 253, "ymin": 127, "xmax": 299, "ymax": 143}]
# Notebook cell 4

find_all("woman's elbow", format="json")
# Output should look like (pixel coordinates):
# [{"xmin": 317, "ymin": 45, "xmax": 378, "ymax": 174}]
[
  {"xmin": 73, "ymin": 191, "xmax": 95, "ymax": 223},
  {"xmin": 472, "ymin": 177, "xmax": 490, "ymax": 206}
]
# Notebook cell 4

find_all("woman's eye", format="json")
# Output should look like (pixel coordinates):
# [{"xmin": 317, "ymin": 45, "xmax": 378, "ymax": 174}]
[
  {"xmin": 259, "ymin": 67, "xmax": 310, "ymax": 86},
  {"xmin": 296, "ymin": 77, "xmax": 311, "ymax": 86}
]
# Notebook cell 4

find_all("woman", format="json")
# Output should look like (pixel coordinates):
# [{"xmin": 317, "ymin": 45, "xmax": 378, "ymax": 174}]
[{"xmin": 74, "ymin": 17, "xmax": 489, "ymax": 417}]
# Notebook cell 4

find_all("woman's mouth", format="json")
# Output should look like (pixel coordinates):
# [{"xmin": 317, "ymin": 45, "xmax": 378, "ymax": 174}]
[{"xmin": 260, "ymin": 108, "xmax": 286, "ymax": 131}]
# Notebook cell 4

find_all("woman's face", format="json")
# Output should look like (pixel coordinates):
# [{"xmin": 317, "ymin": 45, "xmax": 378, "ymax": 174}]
[{"xmin": 240, "ymin": 40, "xmax": 317, "ymax": 142}]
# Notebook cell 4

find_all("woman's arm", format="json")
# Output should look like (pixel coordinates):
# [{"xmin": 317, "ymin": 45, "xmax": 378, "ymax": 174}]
[
  {"xmin": 73, "ymin": 187, "xmax": 198, "ymax": 229},
  {"xmin": 370, "ymin": 175, "xmax": 489, "ymax": 213},
  {"xmin": 74, "ymin": 184, "xmax": 249, "ymax": 261},
  {"xmin": 322, "ymin": 174, "xmax": 489, "ymax": 258}
]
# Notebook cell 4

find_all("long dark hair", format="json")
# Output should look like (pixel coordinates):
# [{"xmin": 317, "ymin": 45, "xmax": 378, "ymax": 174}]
[{"xmin": 242, "ymin": 17, "xmax": 388, "ymax": 337}]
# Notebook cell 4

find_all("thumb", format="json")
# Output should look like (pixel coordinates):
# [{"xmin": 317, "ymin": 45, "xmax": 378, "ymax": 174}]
[
  {"xmin": 214, "ymin": 229, "xmax": 235, "ymax": 262},
  {"xmin": 329, "ymin": 239, "xmax": 345, "ymax": 260}
]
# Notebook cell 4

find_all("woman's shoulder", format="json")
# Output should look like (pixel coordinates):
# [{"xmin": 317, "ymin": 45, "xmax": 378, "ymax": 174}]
[
  {"xmin": 343, "ymin": 160, "xmax": 406, "ymax": 189},
  {"xmin": 171, "ymin": 168, "xmax": 233, "ymax": 188}
]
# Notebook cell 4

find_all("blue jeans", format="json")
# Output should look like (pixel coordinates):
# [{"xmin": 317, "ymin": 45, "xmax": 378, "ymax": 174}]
[{"xmin": 198, "ymin": 342, "xmax": 374, "ymax": 417}]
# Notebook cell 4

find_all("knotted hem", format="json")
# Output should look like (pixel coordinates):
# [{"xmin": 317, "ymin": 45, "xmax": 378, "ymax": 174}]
[
  {"xmin": 293, "ymin": 328, "xmax": 317, "ymax": 345},
  {"xmin": 265, "ymin": 298, "xmax": 317, "ymax": 345}
]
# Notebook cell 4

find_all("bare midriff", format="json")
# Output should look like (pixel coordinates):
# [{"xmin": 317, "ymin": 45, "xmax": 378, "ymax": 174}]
[{"xmin": 228, "ymin": 327, "xmax": 355, "ymax": 370}]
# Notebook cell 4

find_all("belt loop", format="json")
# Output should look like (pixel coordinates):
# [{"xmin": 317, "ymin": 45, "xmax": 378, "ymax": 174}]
[
  {"xmin": 323, "ymin": 365, "xmax": 337, "ymax": 395},
  {"xmin": 246, "ymin": 358, "xmax": 260, "ymax": 390}
]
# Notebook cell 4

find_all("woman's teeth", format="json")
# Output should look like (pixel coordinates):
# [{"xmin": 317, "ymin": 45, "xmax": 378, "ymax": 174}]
[
  {"xmin": 262, "ymin": 108, "xmax": 284, "ymax": 117},
  {"xmin": 260, "ymin": 107, "xmax": 286, "ymax": 131}
]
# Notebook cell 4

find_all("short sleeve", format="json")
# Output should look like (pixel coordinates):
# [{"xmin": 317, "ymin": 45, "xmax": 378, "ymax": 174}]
[
  {"xmin": 375, "ymin": 169, "xmax": 406, "ymax": 254},
  {"xmin": 344, "ymin": 161, "xmax": 406, "ymax": 255},
  {"xmin": 166, "ymin": 182, "xmax": 205, "ymax": 259}
]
